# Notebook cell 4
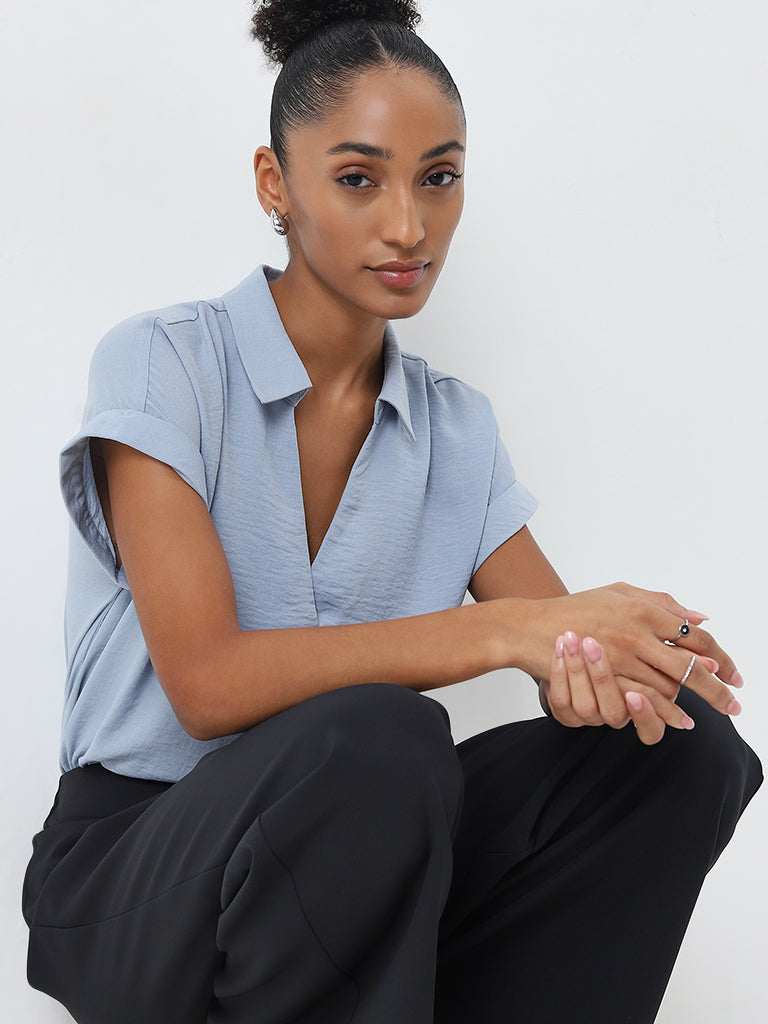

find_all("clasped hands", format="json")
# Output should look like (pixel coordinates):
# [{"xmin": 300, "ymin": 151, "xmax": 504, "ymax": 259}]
[{"xmin": 536, "ymin": 583, "xmax": 744, "ymax": 746}]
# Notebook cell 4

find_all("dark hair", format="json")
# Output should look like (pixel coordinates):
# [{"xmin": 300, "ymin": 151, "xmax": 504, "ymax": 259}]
[{"xmin": 251, "ymin": 1, "xmax": 464, "ymax": 168}]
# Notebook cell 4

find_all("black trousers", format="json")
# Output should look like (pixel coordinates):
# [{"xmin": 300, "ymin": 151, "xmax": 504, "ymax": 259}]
[{"xmin": 23, "ymin": 682, "xmax": 761, "ymax": 1024}]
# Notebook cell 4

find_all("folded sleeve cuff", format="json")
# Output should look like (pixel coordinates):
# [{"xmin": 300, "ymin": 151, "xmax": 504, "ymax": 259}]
[
  {"xmin": 472, "ymin": 479, "xmax": 539, "ymax": 577},
  {"xmin": 60, "ymin": 409, "xmax": 208, "ymax": 584}
]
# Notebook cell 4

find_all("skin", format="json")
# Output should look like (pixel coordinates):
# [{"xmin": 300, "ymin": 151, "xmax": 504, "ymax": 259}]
[
  {"xmin": 253, "ymin": 68, "xmax": 468, "ymax": 563},
  {"xmin": 93, "ymin": 66, "xmax": 743, "ymax": 746}
]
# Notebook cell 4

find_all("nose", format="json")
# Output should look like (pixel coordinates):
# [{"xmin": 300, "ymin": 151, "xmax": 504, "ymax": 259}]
[{"xmin": 380, "ymin": 186, "xmax": 426, "ymax": 250}]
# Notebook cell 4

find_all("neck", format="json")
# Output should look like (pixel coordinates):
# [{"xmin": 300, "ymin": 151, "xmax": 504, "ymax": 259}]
[{"xmin": 269, "ymin": 262, "xmax": 386, "ymax": 398}]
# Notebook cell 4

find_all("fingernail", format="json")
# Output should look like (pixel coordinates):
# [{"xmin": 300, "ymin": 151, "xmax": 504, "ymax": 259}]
[
  {"xmin": 686, "ymin": 609, "xmax": 709, "ymax": 621},
  {"xmin": 726, "ymin": 699, "xmax": 742, "ymax": 716},
  {"xmin": 555, "ymin": 635, "xmax": 565, "ymax": 658},
  {"xmin": 563, "ymin": 631, "xmax": 580, "ymax": 656},
  {"xmin": 681, "ymin": 714, "xmax": 696, "ymax": 731},
  {"xmin": 626, "ymin": 691, "xmax": 643, "ymax": 713},
  {"xmin": 701, "ymin": 658, "xmax": 720, "ymax": 675},
  {"xmin": 583, "ymin": 637, "xmax": 602, "ymax": 663},
  {"xmin": 730, "ymin": 670, "xmax": 744, "ymax": 689}
]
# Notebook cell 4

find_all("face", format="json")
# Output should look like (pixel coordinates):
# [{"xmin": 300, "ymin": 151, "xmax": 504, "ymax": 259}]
[{"xmin": 261, "ymin": 67, "xmax": 466, "ymax": 322}]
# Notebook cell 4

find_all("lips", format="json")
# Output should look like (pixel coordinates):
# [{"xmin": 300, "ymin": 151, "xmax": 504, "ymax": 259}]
[{"xmin": 367, "ymin": 261, "xmax": 429, "ymax": 289}]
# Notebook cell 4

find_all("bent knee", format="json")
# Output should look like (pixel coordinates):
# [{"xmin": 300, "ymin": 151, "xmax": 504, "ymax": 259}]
[
  {"xmin": 296, "ymin": 682, "xmax": 454, "ymax": 754},
  {"xmin": 252, "ymin": 683, "xmax": 462, "ymax": 820},
  {"xmin": 673, "ymin": 689, "xmax": 762, "ymax": 808},
  {"xmin": 284, "ymin": 685, "xmax": 464, "ymax": 842}
]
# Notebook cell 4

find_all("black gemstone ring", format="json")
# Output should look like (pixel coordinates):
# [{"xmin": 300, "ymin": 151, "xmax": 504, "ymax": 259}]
[{"xmin": 678, "ymin": 619, "xmax": 691, "ymax": 638}]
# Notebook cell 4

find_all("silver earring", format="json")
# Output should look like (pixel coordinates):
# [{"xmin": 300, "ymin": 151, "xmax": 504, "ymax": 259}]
[{"xmin": 270, "ymin": 208, "xmax": 288, "ymax": 236}]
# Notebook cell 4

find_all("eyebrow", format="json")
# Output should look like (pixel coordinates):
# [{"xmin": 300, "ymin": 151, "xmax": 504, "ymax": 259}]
[
  {"xmin": 326, "ymin": 142, "xmax": 395, "ymax": 160},
  {"xmin": 420, "ymin": 140, "xmax": 465, "ymax": 161},
  {"xmin": 326, "ymin": 139, "xmax": 465, "ymax": 162}
]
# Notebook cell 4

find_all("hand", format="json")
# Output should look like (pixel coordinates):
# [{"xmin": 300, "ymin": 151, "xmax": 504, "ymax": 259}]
[
  {"xmin": 523, "ymin": 582, "xmax": 743, "ymax": 727},
  {"xmin": 539, "ymin": 631, "xmax": 698, "ymax": 745}
]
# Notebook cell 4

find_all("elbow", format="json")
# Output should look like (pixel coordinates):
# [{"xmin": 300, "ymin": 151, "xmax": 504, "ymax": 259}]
[
  {"xmin": 151, "ymin": 631, "xmax": 274, "ymax": 740},
  {"xmin": 173, "ymin": 696, "xmax": 247, "ymax": 743},
  {"xmin": 176, "ymin": 707, "xmax": 224, "ymax": 742},
  {"xmin": 156, "ymin": 661, "xmax": 249, "ymax": 742}
]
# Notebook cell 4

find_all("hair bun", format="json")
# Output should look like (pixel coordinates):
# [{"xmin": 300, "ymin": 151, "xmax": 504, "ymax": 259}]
[{"xmin": 252, "ymin": 0, "xmax": 422, "ymax": 66}]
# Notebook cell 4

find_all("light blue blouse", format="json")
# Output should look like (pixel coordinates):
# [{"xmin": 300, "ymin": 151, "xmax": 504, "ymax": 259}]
[{"xmin": 59, "ymin": 266, "xmax": 538, "ymax": 781}]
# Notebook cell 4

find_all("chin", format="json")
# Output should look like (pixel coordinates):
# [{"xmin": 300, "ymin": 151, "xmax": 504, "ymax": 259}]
[
  {"xmin": 382, "ymin": 297, "xmax": 431, "ymax": 321},
  {"xmin": 364, "ymin": 279, "xmax": 438, "ymax": 321}
]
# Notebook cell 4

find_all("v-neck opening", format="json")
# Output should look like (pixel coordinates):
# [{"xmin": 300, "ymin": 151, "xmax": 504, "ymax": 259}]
[{"xmin": 301, "ymin": 415, "xmax": 377, "ymax": 570}]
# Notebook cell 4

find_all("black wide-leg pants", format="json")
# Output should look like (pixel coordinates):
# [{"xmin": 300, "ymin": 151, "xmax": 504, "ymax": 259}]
[{"xmin": 23, "ymin": 682, "xmax": 761, "ymax": 1024}]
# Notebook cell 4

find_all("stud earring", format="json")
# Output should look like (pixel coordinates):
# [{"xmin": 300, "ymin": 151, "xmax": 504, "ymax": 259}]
[{"xmin": 270, "ymin": 208, "xmax": 288, "ymax": 236}]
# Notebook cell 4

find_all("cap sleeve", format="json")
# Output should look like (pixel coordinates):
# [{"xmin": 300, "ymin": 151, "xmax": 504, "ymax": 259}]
[
  {"xmin": 60, "ymin": 316, "xmax": 209, "ymax": 583},
  {"xmin": 472, "ymin": 428, "xmax": 538, "ymax": 576}
]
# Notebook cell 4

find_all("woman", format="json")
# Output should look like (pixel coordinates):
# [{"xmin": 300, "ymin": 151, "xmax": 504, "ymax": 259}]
[{"xmin": 23, "ymin": 2, "xmax": 761, "ymax": 1022}]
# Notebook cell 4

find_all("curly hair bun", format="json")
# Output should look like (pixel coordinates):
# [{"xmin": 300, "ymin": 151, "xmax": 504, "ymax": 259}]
[{"xmin": 252, "ymin": 0, "xmax": 422, "ymax": 66}]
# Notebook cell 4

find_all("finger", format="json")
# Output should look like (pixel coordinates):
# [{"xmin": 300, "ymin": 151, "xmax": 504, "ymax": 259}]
[
  {"xmin": 685, "ymin": 609, "xmax": 710, "ymax": 626},
  {"xmin": 562, "ymin": 631, "xmax": 602, "ymax": 724},
  {"xmin": 628, "ymin": 607, "xmax": 740, "ymax": 710},
  {"xmin": 625, "ymin": 688, "xmax": 696, "ymax": 745},
  {"xmin": 617, "ymin": 677, "xmax": 697, "ymax": 733},
  {"xmin": 628, "ymin": 651, "xmax": 722, "ymax": 701},
  {"xmin": 679, "ymin": 656, "xmax": 742, "ymax": 717},
  {"xmin": 610, "ymin": 583, "xmax": 708, "ymax": 625},
  {"xmin": 625, "ymin": 691, "xmax": 666, "ymax": 745},
  {"xmin": 666, "ymin": 623, "xmax": 743, "ymax": 690},
  {"xmin": 612, "ymin": 657, "xmax": 680, "ymax": 701},
  {"xmin": 582, "ymin": 637, "xmax": 629, "ymax": 728},
  {"xmin": 647, "ymin": 643, "xmax": 741, "ymax": 716},
  {"xmin": 548, "ymin": 637, "xmax": 584, "ymax": 728}
]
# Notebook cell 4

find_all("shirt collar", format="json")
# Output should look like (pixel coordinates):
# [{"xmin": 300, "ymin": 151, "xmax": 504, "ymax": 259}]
[
  {"xmin": 222, "ymin": 266, "xmax": 415, "ymax": 439},
  {"xmin": 377, "ymin": 323, "xmax": 415, "ymax": 439},
  {"xmin": 222, "ymin": 266, "xmax": 312, "ymax": 407}
]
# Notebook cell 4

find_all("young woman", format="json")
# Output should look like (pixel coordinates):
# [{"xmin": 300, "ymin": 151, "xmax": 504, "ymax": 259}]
[{"xmin": 23, "ymin": 2, "xmax": 761, "ymax": 1022}]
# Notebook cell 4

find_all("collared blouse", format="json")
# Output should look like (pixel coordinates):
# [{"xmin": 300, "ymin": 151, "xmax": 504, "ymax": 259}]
[{"xmin": 59, "ymin": 266, "xmax": 538, "ymax": 781}]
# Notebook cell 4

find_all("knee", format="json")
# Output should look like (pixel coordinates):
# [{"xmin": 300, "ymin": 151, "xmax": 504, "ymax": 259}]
[
  {"xmin": 312, "ymin": 684, "xmax": 463, "ymax": 814},
  {"xmin": 676, "ymin": 689, "xmax": 762, "ymax": 800},
  {"xmin": 664, "ymin": 690, "xmax": 762, "ymax": 860},
  {"xmin": 263, "ymin": 683, "xmax": 464, "ymax": 832}
]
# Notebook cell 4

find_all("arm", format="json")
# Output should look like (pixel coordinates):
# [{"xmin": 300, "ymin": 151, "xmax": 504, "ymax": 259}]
[
  {"xmin": 470, "ymin": 525, "xmax": 569, "ymax": 603},
  {"xmin": 98, "ymin": 439, "xmax": 536, "ymax": 739},
  {"xmin": 99, "ymin": 440, "xmax": 740, "ymax": 742}
]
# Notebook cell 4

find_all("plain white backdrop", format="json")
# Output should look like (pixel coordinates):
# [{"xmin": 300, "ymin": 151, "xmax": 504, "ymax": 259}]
[{"xmin": 2, "ymin": 1, "xmax": 765, "ymax": 1020}]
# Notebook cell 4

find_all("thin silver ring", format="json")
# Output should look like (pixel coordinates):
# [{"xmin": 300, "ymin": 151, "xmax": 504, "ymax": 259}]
[
  {"xmin": 680, "ymin": 655, "xmax": 696, "ymax": 686},
  {"xmin": 677, "ymin": 619, "xmax": 691, "ymax": 638}
]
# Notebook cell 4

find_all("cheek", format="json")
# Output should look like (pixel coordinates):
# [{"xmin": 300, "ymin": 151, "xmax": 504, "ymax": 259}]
[
  {"xmin": 290, "ymin": 197, "xmax": 363, "ymax": 263},
  {"xmin": 428, "ymin": 195, "xmax": 464, "ymax": 256}
]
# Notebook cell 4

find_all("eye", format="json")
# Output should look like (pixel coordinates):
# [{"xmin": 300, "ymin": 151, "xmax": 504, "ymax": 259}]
[
  {"xmin": 423, "ymin": 170, "xmax": 463, "ymax": 187},
  {"xmin": 337, "ymin": 172, "xmax": 375, "ymax": 189}
]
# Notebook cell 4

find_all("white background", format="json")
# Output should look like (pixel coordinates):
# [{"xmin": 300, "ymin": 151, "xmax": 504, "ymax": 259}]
[{"xmin": 1, "ymin": 1, "xmax": 765, "ymax": 1020}]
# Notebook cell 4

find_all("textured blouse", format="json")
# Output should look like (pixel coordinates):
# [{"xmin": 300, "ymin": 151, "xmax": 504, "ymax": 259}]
[{"xmin": 59, "ymin": 265, "xmax": 538, "ymax": 781}]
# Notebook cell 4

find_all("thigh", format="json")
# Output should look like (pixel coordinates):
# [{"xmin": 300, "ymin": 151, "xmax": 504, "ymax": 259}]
[
  {"xmin": 25, "ymin": 682, "xmax": 462, "ymax": 1024},
  {"xmin": 25, "ymin": 693, "xmax": 356, "ymax": 1024},
  {"xmin": 435, "ymin": 691, "xmax": 761, "ymax": 1024}
]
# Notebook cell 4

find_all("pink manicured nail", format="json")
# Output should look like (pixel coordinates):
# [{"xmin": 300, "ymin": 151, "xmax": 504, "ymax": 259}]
[
  {"xmin": 730, "ymin": 670, "xmax": 744, "ymax": 689},
  {"xmin": 726, "ymin": 699, "xmax": 742, "ymax": 716},
  {"xmin": 626, "ymin": 692, "xmax": 643, "ymax": 713},
  {"xmin": 583, "ymin": 637, "xmax": 602, "ymax": 664},
  {"xmin": 701, "ymin": 658, "xmax": 720, "ymax": 675},
  {"xmin": 555, "ymin": 635, "xmax": 565, "ymax": 658},
  {"xmin": 686, "ymin": 609, "xmax": 709, "ymax": 621},
  {"xmin": 563, "ymin": 631, "xmax": 580, "ymax": 656},
  {"xmin": 681, "ymin": 714, "xmax": 696, "ymax": 731}
]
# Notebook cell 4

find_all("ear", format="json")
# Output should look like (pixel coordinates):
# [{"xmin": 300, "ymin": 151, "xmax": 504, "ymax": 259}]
[{"xmin": 254, "ymin": 146, "xmax": 288, "ymax": 219}]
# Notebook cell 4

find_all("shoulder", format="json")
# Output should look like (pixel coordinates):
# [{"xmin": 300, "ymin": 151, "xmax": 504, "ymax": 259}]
[
  {"xmin": 400, "ymin": 349, "xmax": 497, "ymax": 437},
  {"xmin": 87, "ymin": 296, "xmax": 228, "ymax": 408},
  {"xmin": 92, "ymin": 296, "xmax": 226, "ymax": 368}
]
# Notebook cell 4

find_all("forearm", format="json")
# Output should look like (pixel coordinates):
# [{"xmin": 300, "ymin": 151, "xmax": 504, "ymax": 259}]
[{"xmin": 169, "ymin": 598, "xmax": 535, "ymax": 740}]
